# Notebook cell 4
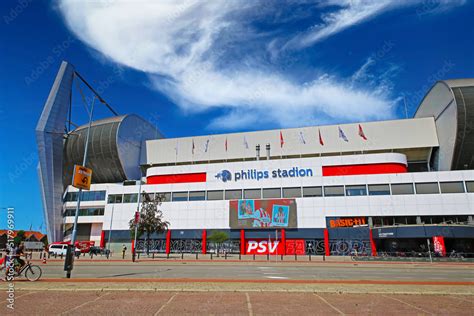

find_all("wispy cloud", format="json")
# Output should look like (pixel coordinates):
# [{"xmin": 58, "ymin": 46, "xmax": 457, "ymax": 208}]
[{"xmin": 56, "ymin": 0, "xmax": 465, "ymax": 130}]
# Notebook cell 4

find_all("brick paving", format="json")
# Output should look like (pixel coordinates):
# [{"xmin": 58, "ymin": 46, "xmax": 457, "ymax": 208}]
[{"xmin": 0, "ymin": 290, "xmax": 472, "ymax": 315}]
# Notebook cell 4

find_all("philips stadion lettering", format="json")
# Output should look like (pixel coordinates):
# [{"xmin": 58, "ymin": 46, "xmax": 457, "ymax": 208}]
[
  {"xmin": 229, "ymin": 199, "xmax": 297, "ymax": 229},
  {"xmin": 216, "ymin": 167, "xmax": 313, "ymax": 182}
]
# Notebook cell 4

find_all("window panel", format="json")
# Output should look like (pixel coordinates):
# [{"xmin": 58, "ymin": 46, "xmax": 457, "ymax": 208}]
[
  {"xmin": 172, "ymin": 192, "xmax": 188, "ymax": 202},
  {"xmin": 391, "ymin": 183, "xmax": 414, "ymax": 195},
  {"xmin": 324, "ymin": 186, "xmax": 344, "ymax": 197},
  {"xmin": 244, "ymin": 189, "xmax": 261, "ymax": 199},
  {"xmin": 415, "ymin": 182, "xmax": 439, "ymax": 194},
  {"xmin": 303, "ymin": 186, "xmax": 322, "ymax": 197},
  {"xmin": 440, "ymin": 181, "xmax": 465, "ymax": 193},
  {"xmin": 262, "ymin": 188, "xmax": 281, "ymax": 199},
  {"xmin": 156, "ymin": 192, "xmax": 171, "ymax": 202},
  {"xmin": 123, "ymin": 194, "xmax": 138, "ymax": 203},
  {"xmin": 368, "ymin": 184, "xmax": 390, "ymax": 196},
  {"xmin": 207, "ymin": 190, "xmax": 224, "ymax": 201},
  {"xmin": 345, "ymin": 185, "xmax": 367, "ymax": 196},
  {"xmin": 282, "ymin": 187, "xmax": 301, "ymax": 198},
  {"xmin": 189, "ymin": 191, "xmax": 206, "ymax": 201},
  {"xmin": 225, "ymin": 189, "xmax": 242, "ymax": 200},
  {"xmin": 465, "ymin": 181, "xmax": 474, "ymax": 193}
]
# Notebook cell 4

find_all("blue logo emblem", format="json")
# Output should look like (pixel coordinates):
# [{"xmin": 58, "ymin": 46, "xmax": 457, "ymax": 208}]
[{"xmin": 215, "ymin": 170, "xmax": 232, "ymax": 182}]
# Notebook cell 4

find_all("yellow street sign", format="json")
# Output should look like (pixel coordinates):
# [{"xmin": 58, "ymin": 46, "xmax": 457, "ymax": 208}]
[{"xmin": 72, "ymin": 165, "xmax": 92, "ymax": 190}]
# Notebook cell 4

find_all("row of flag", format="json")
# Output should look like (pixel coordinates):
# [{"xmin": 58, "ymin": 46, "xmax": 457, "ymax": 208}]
[{"xmin": 185, "ymin": 124, "xmax": 368, "ymax": 154}]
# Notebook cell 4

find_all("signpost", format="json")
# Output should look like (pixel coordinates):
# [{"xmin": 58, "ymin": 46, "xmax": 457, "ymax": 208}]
[{"xmin": 72, "ymin": 165, "xmax": 92, "ymax": 190}]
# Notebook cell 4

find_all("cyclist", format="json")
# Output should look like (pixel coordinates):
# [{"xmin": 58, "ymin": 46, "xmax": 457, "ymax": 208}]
[{"xmin": 13, "ymin": 243, "xmax": 26, "ymax": 273}]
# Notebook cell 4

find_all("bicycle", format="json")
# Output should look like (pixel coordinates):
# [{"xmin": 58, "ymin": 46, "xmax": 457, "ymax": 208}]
[{"xmin": 1, "ymin": 258, "xmax": 42, "ymax": 282}]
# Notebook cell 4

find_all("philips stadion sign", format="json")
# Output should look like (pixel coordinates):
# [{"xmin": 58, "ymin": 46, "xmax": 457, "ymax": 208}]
[{"xmin": 215, "ymin": 167, "xmax": 313, "ymax": 182}]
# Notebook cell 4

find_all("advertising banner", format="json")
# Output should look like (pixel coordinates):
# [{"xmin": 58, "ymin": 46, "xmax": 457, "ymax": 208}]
[
  {"xmin": 433, "ymin": 236, "xmax": 446, "ymax": 257},
  {"xmin": 326, "ymin": 217, "xmax": 368, "ymax": 228},
  {"xmin": 245, "ymin": 239, "xmax": 306, "ymax": 255},
  {"xmin": 229, "ymin": 199, "xmax": 297, "ymax": 229}
]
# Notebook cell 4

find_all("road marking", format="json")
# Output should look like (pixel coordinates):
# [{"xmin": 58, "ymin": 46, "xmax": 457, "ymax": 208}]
[
  {"xmin": 448, "ymin": 295, "xmax": 473, "ymax": 303},
  {"xmin": 381, "ymin": 294, "xmax": 434, "ymax": 315},
  {"xmin": 154, "ymin": 292, "xmax": 178, "ymax": 315},
  {"xmin": 313, "ymin": 293, "xmax": 345, "ymax": 315},
  {"xmin": 245, "ymin": 292, "xmax": 253, "ymax": 316},
  {"xmin": 60, "ymin": 292, "xmax": 110, "ymax": 315},
  {"xmin": 15, "ymin": 291, "xmax": 38, "ymax": 299},
  {"xmin": 265, "ymin": 276, "xmax": 289, "ymax": 279}
]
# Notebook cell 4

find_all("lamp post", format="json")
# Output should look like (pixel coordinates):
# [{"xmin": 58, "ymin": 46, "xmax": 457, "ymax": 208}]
[{"xmin": 65, "ymin": 97, "xmax": 95, "ymax": 278}]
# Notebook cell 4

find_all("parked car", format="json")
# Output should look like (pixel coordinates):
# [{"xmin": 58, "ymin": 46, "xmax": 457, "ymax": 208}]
[
  {"xmin": 89, "ymin": 246, "xmax": 110, "ymax": 256},
  {"xmin": 48, "ymin": 243, "xmax": 81, "ymax": 257}
]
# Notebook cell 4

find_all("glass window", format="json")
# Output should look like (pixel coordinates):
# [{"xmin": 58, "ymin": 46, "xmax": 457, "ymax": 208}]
[
  {"xmin": 244, "ymin": 189, "xmax": 261, "ymax": 199},
  {"xmin": 207, "ymin": 190, "xmax": 224, "ymax": 201},
  {"xmin": 415, "ymin": 182, "xmax": 439, "ymax": 194},
  {"xmin": 156, "ymin": 192, "xmax": 171, "ymax": 202},
  {"xmin": 262, "ymin": 188, "xmax": 281, "ymax": 199},
  {"xmin": 391, "ymin": 183, "xmax": 414, "ymax": 195},
  {"xmin": 189, "ymin": 191, "xmax": 206, "ymax": 201},
  {"xmin": 123, "ymin": 194, "xmax": 138, "ymax": 203},
  {"xmin": 324, "ymin": 186, "xmax": 344, "ymax": 197},
  {"xmin": 282, "ymin": 187, "xmax": 301, "ymax": 198},
  {"xmin": 440, "ymin": 181, "xmax": 465, "ymax": 193},
  {"xmin": 107, "ymin": 194, "xmax": 123, "ymax": 204},
  {"xmin": 368, "ymin": 184, "xmax": 390, "ymax": 196},
  {"xmin": 91, "ymin": 191, "xmax": 106, "ymax": 201},
  {"xmin": 465, "ymin": 181, "xmax": 474, "ymax": 193},
  {"xmin": 141, "ymin": 192, "xmax": 154, "ymax": 202},
  {"xmin": 345, "ymin": 185, "xmax": 367, "ymax": 196},
  {"xmin": 303, "ymin": 186, "xmax": 322, "ymax": 197},
  {"xmin": 225, "ymin": 189, "xmax": 242, "ymax": 200},
  {"xmin": 172, "ymin": 192, "xmax": 188, "ymax": 202}
]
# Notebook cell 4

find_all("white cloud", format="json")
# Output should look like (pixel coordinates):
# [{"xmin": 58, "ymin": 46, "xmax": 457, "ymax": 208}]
[{"xmin": 56, "ymin": 0, "xmax": 464, "ymax": 130}]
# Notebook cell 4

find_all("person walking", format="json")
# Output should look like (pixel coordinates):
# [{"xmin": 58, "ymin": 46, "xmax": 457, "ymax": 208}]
[{"xmin": 122, "ymin": 244, "xmax": 127, "ymax": 259}]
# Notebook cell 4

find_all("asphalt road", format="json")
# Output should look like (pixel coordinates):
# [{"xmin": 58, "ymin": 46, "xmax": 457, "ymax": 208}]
[{"xmin": 36, "ymin": 261, "xmax": 474, "ymax": 282}]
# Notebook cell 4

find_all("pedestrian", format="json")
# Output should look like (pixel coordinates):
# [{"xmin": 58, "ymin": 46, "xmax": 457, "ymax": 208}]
[{"xmin": 122, "ymin": 244, "xmax": 127, "ymax": 259}]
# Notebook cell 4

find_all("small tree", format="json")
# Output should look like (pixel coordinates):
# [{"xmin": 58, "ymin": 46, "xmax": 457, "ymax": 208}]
[
  {"xmin": 14, "ymin": 230, "xmax": 25, "ymax": 246},
  {"xmin": 207, "ymin": 231, "xmax": 229, "ymax": 256},
  {"xmin": 130, "ymin": 192, "xmax": 169, "ymax": 255}
]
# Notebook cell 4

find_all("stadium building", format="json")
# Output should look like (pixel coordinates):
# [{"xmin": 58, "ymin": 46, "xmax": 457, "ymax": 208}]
[{"xmin": 37, "ymin": 62, "xmax": 474, "ymax": 256}]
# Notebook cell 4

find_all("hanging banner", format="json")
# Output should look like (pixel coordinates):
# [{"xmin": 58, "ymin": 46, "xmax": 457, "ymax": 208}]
[{"xmin": 433, "ymin": 236, "xmax": 446, "ymax": 257}]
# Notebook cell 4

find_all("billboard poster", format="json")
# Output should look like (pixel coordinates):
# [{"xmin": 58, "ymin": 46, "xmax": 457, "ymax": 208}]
[{"xmin": 230, "ymin": 199, "xmax": 297, "ymax": 229}]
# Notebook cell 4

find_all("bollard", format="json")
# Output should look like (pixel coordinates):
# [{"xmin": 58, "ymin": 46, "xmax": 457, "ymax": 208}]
[
  {"xmin": 225, "ymin": 252, "xmax": 227, "ymax": 260},
  {"xmin": 167, "ymin": 253, "xmax": 169, "ymax": 259},
  {"xmin": 253, "ymin": 254, "xmax": 255, "ymax": 261},
  {"xmin": 55, "ymin": 253, "xmax": 57, "ymax": 259},
  {"xmin": 309, "ymin": 253, "xmax": 311, "ymax": 261},
  {"xmin": 48, "ymin": 253, "xmax": 51, "ymax": 259},
  {"xmin": 323, "ymin": 254, "xmax": 325, "ymax": 262},
  {"xmin": 83, "ymin": 252, "xmax": 85, "ymax": 257},
  {"xmin": 211, "ymin": 253, "xmax": 213, "ymax": 260},
  {"xmin": 181, "ymin": 252, "xmax": 184, "ymax": 260},
  {"xmin": 295, "ymin": 253, "xmax": 297, "ymax": 261},
  {"xmin": 196, "ymin": 252, "xmax": 198, "ymax": 260},
  {"xmin": 60, "ymin": 253, "xmax": 63, "ymax": 260},
  {"xmin": 281, "ymin": 254, "xmax": 283, "ymax": 261},
  {"xmin": 40, "ymin": 252, "xmax": 42, "ymax": 259},
  {"xmin": 239, "ymin": 253, "xmax": 241, "ymax": 260},
  {"xmin": 267, "ymin": 253, "xmax": 269, "ymax": 261},
  {"xmin": 152, "ymin": 253, "xmax": 155, "ymax": 259},
  {"xmin": 138, "ymin": 253, "xmax": 140, "ymax": 259}
]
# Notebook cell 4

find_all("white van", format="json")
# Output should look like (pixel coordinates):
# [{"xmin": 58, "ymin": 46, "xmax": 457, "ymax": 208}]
[{"xmin": 48, "ymin": 244, "xmax": 81, "ymax": 256}]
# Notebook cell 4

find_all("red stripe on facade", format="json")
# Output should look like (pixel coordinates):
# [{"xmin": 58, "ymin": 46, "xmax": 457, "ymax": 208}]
[
  {"xmin": 165, "ymin": 230, "xmax": 171, "ymax": 254},
  {"xmin": 147, "ymin": 172, "xmax": 207, "ymax": 184},
  {"xmin": 324, "ymin": 229, "xmax": 330, "ymax": 256},
  {"xmin": 240, "ymin": 230, "xmax": 245, "ymax": 255},
  {"xmin": 202, "ymin": 230, "xmax": 207, "ymax": 255},
  {"xmin": 322, "ymin": 163, "xmax": 407, "ymax": 176},
  {"xmin": 369, "ymin": 229, "xmax": 377, "ymax": 256}
]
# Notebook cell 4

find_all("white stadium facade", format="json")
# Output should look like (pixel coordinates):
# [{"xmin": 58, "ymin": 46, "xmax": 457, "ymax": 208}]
[{"xmin": 37, "ymin": 62, "xmax": 474, "ymax": 256}]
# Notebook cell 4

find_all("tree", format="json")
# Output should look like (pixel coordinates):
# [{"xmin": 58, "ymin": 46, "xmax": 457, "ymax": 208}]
[
  {"xmin": 207, "ymin": 231, "xmax": 229, "ymax": 256},
  {"xmin": 14, "ymin": 230, "xmax": 25, "ymax": 246},
  {"xmin": 129, "ymin": 192, "xmax": 169, "ymax": 255}
]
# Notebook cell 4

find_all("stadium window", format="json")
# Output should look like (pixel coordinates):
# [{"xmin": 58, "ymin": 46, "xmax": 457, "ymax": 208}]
[
  {"xmin": 345, "ymin": 185, "xmax": 367, "ymax": 196},
  {"xmin": 324, "ymin": 186, "xmax": 344, "ymax": 197},
  {"xmin": 262, "ymin": 188, "xmax": 281, "ymax": 199},
  {"xmin": 156, "ymin": 192, "xmax": 171, "ymax": 202},
  {"xmin": 123, "ymin": 194, "xmax": 138, "ymax": 203},
  {"xmin": 282, "ymin": 187, "xmax": 302, "ymax": 198},
  {"xmin": 440, "ymin": 181, "xmax": 465, "ymax": 193},
  {"xmin": 107, "ymin": 194, "xmax": 123, "ymax": 204},
  {"xmin": 244, "ymin": 189, "xmax": 261, "ymax": 199},
  {"xmin": 65, "ymin": 192, "xmax": 78, "ymax": 202},
  {"xmin": 93, "ymin": 191, "xmax": 106, "ymax": 201},
  {"xmin": 391, "ymin": 183, "xmax": 414, "ymax": 195},
  {"xmin": 172, "ymin": 192, "xmax": 188, "ymax": 202},
  {"xmin": 189, "ymin": 191, "xmax": 206, "ymax": 201},
  {"xmin": 466, "ymin": 181, "xmax": 474, "ymax": 193},
  {"xmin": 303, "ymin": 186, "xmax": 322, "ymax": 197},
  {"xmin": 207, "ymin": 190, "xmax": 224, "ymax": 201},
  {"xmin": 415, "ymin": 182, "xmax": 439, "ymax": 194},
  {"xmin": 225, "ymin": 189, "xmax": 242, "ymax": 200},
  {"xmin": 141, "ymin": 192, "xmax": 155, "ymax": 202},
  {"xmin": 368, "ymin": 184, "xmax": 390, "ymax": 196}
]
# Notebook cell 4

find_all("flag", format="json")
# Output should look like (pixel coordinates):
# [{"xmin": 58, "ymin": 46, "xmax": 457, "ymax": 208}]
[
  {"xmin": 280, "ymin": 131, "xmax": 284, "ymax": 148},
  {"xmin": 204, "ymin": 139, "xmax": 210, "ymax": 152},
  {"xmin": 225, "ymin": 137, "xmax": 228, "ymax": 152},
  {"xmin": 299, "ymin": 131, "xmax": 306, "ymax": 144},
  {"xmin": 174, "ymin": 140, "xmax": 178, "ymax": 156},
  {"xmin": 318, "ymin": 129, "xmax": 324, "ymax": 146},
  {"xmin": 338, "ymin": 126, "xmax": 348, "ymax": 142},
  {"xmin": 358, "ymin": 124, "xmax": 367, "ymax": 140},
  {"xmin": 243, "ymin": 136, "xmax": 249, "ymax": 149},
  {"xmin": 192, "ymin": 139, "xmax": 195, "ymax": 154}
]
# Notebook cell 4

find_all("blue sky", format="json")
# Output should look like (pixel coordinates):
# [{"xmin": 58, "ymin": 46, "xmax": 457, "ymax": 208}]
[{"xmin": 0, "ymin": 0, "xmax": 473, "ymax": 232}]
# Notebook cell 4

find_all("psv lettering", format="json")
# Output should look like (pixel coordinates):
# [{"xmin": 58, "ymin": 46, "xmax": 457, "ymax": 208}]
[{"xmin": 246, "ymin": 241, "xmax": 280, "ymax": 254}]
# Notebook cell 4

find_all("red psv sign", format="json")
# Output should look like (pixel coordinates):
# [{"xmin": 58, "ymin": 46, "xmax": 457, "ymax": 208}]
[{"xmin": 246, "ymin": 240, "xmax": 284, "ymax": 255}]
